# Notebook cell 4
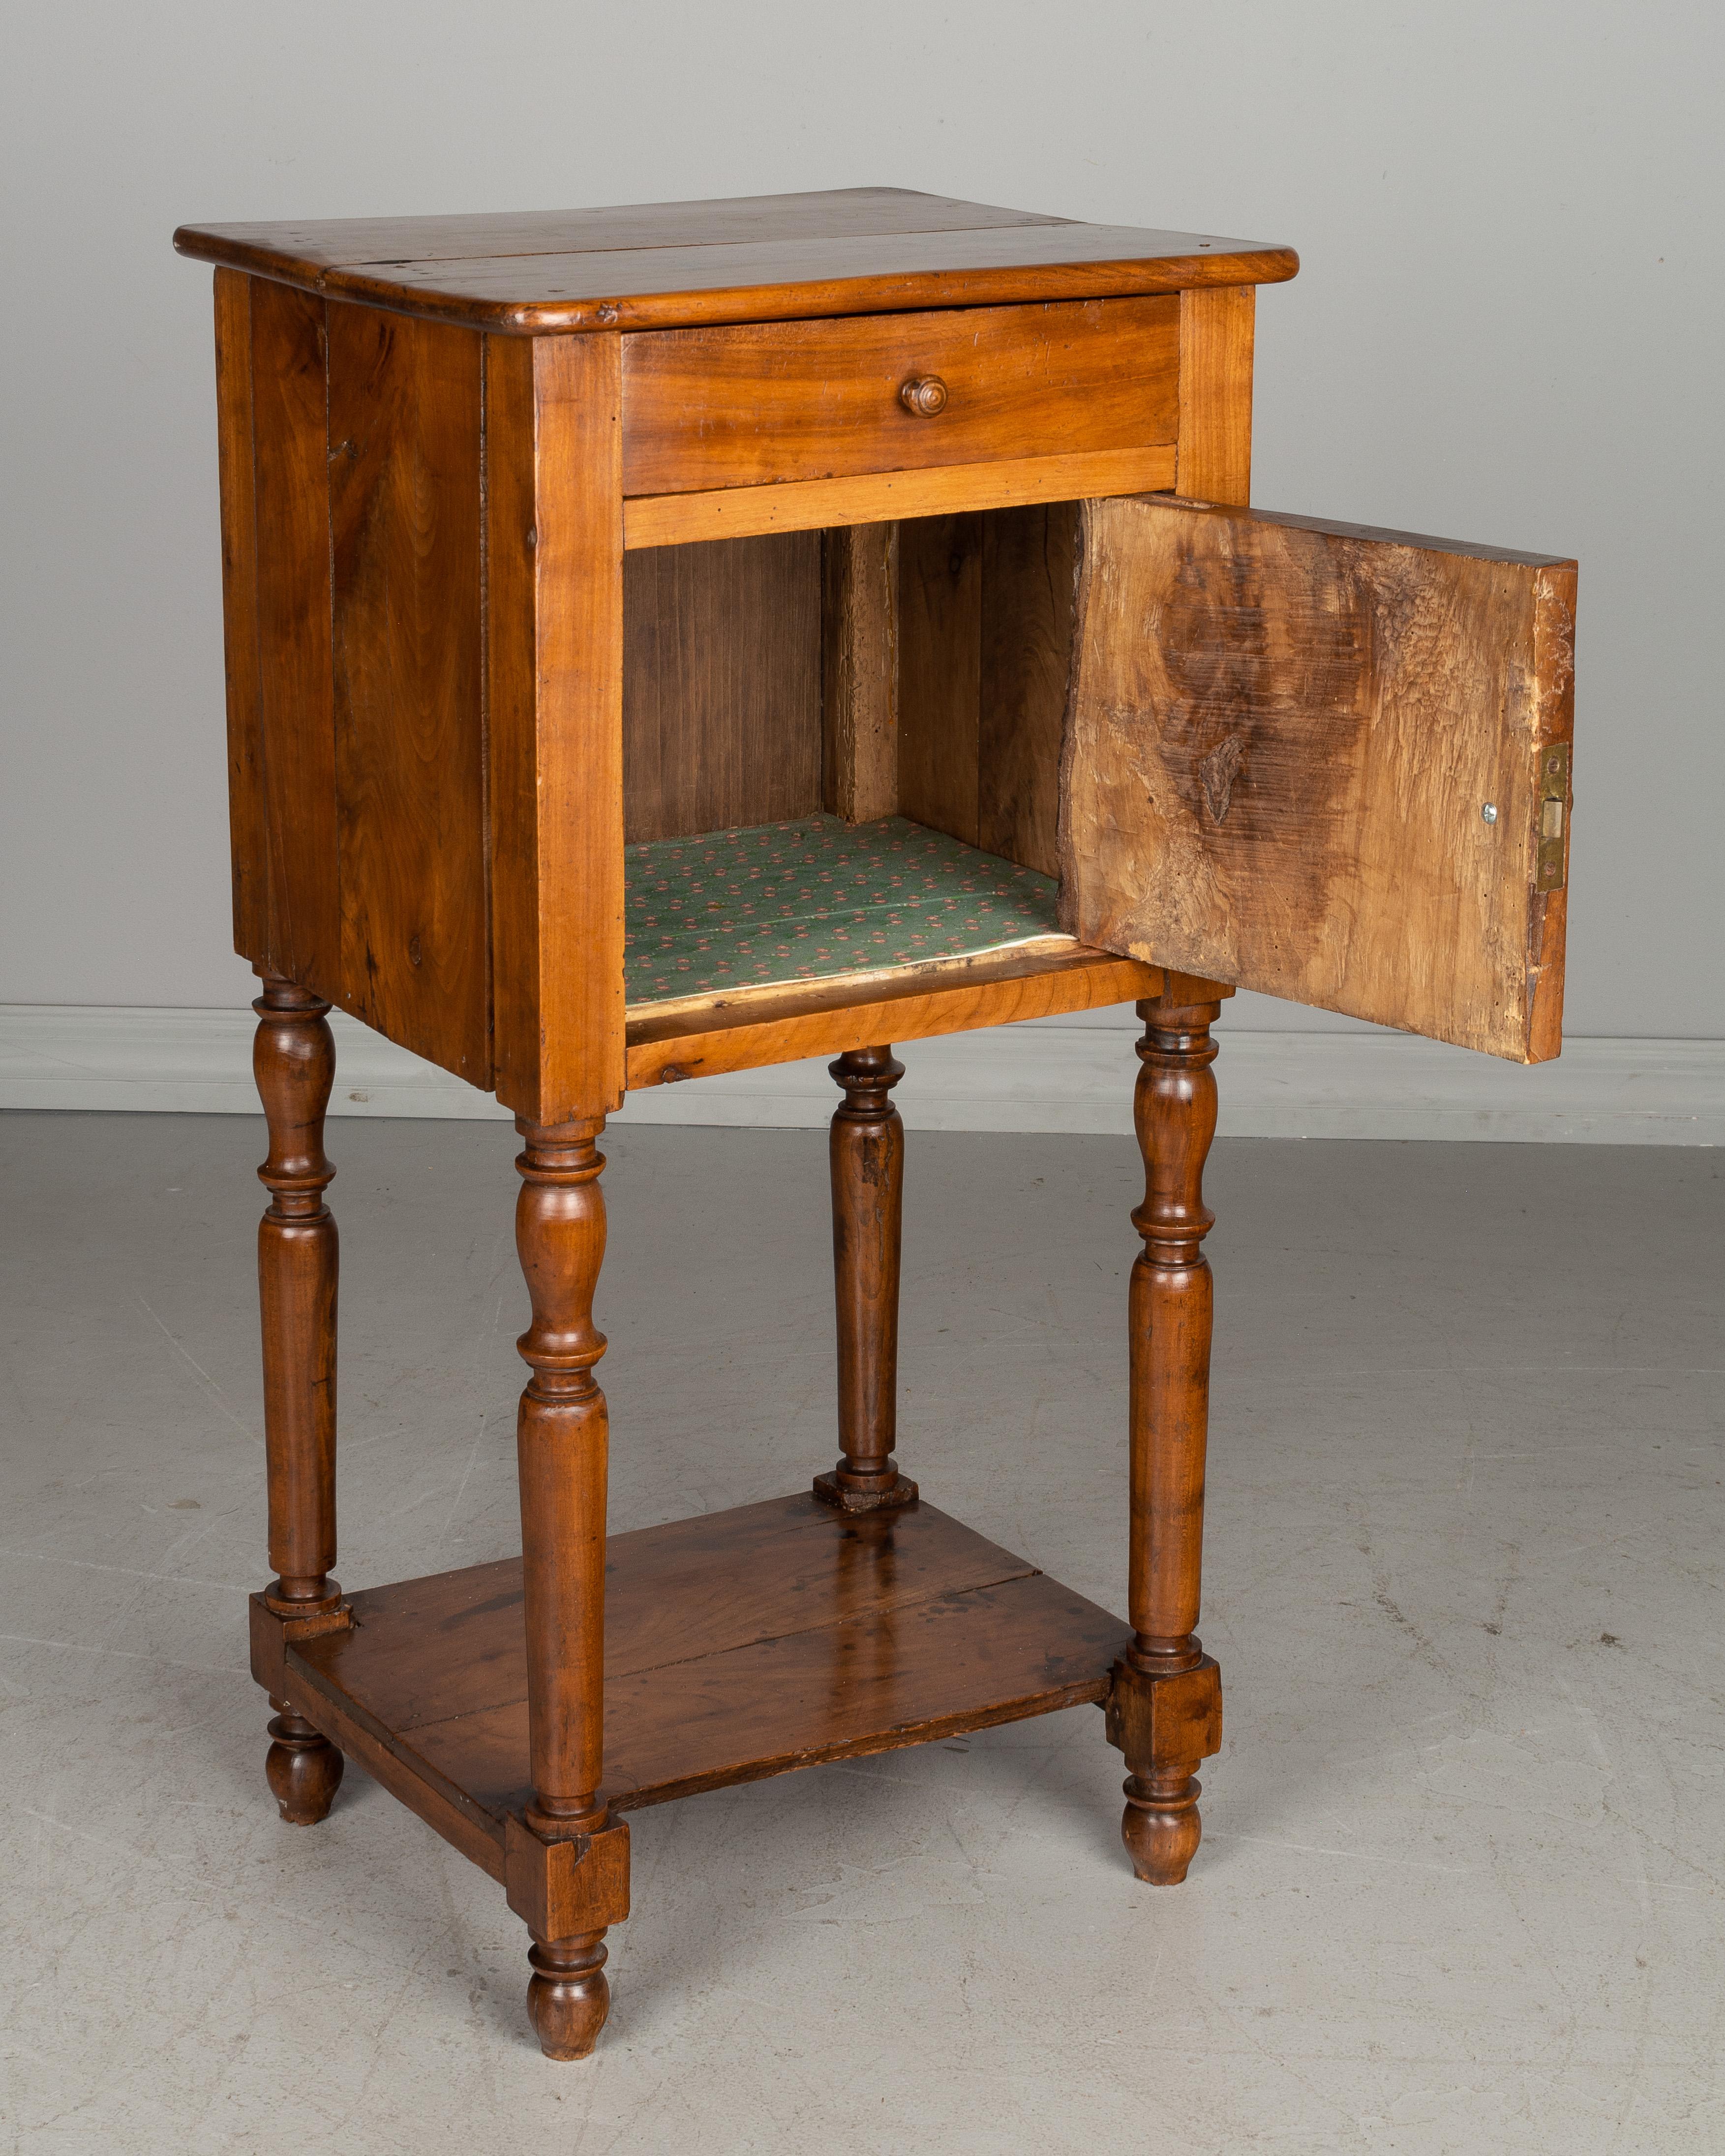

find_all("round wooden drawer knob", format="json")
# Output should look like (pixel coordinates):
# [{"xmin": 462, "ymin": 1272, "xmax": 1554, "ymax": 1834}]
[{"xmin": 899, "ymin": 375, "xmax": 949, "ymax": 417}]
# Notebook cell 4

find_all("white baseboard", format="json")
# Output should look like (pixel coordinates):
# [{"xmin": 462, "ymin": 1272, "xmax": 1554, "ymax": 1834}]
[{"xmin": 0, "ymin": 1004, "xmax": 1719, "ymax": 1142}]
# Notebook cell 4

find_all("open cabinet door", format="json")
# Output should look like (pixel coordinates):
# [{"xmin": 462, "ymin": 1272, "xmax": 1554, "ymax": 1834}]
[{"xmin": 1059, "ymin": 496, "xmax": 1576, "ymax": 1061}]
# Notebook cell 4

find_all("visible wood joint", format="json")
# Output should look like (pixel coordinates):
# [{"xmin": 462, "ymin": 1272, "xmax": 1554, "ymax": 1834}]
[
  {"xmin": 1156, "ymin": 972, "xmax": 1235, "ymax": 1009},
  {"xmin": 1104, "ymin": 1653, "xmax": 1222, "ymax": 1773},
  {"xmin": 505, "ymin": 1813, "xmax": 631, "ymax": 1942},
  {"xmin": 248, "ymin": 1590, "xmax": 353, "ymax": 1700},
  {"xmin": 812, "ymin": 1469, "xmax": 920, "ymax": 1514}
]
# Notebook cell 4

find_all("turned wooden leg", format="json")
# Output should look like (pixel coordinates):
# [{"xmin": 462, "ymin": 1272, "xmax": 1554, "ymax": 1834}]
[
  {"xmin": 265, "ymin": 1696, "xmax": 346, "ymax": 1823},
  {"xmin": 1107, "ymin": 994, "xmax": 1224, "ymax": 1885},
  {"xmin": 814, "ymin": 1046, "xmax": 917, "ymax": 1513},
  {"xmin": 513, "ymin": 1118, "xmax": 622, "ymax": 2060},
  {"xmin": 253, "ymin": 972, "xmax": 345, "ymax": 1824},
  {"xmin": 527, "ymin": 1932, "xmax": 610, "ymax": 2061}
]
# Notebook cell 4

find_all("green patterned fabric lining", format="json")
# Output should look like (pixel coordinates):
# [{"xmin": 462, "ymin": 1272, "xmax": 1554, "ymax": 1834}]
[{"xmin": 624, "ymin": 814, "xmax": 1061, "ymax": 1004}]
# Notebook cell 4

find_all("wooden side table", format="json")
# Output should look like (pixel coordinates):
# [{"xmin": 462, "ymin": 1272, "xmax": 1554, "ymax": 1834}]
[{"xmin": 174, "ymin": 188, "xmax": 1576, "ymax": 2059}]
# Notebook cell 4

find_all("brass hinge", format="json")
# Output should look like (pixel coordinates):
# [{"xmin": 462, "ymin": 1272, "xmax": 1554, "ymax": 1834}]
[{"xmin": 1535, "ymin": 741, "xmax": 1570, "ymax": 892}]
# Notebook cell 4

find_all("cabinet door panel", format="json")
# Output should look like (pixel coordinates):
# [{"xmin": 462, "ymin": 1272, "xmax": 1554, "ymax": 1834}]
[{"xmin": 1060, "ymin": 496, "xmax": 1575, "ymax": 1061}]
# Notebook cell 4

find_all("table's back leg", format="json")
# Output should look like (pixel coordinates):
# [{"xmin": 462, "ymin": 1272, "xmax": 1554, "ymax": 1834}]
[
  {"xmin": 1107, "ymin": 992, "xmax": 1225, "ymax": 1883},
  {"xmin": 252, "ymin": 971, "xmax": 346, "ymax": 1824},
  {"xmin": 511, "ymin": 1116, "xmax": 626, "ymax": 2059},
  {"xmin": 814, "ymin": 1046, "xmax": 918, "ymax": 1512}
]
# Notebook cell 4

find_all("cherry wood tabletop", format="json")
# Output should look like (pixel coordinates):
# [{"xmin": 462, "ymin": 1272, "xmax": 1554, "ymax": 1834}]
[{"xmin": 174, "ymin": 184, "xmax": 1298, "ymax": 334}]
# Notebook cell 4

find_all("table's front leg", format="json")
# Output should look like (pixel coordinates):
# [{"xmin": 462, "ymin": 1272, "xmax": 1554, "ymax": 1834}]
[
  {"xmin": 510, "ymin": 1116, "xmax": 628, "ymax": 2060},
  {"xmin": 1107, "ymin": 991, "xmax": 1224, "ymax": 1883},
  {"xmin": 252, "ymin": 971, "xmax": 346, "ymax": 1825}
]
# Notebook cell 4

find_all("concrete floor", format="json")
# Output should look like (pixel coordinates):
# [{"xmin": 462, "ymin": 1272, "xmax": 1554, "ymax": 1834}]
[{"xmin": 2, "ymin": 1111, "xmax": 1721, "ymax": 2156}]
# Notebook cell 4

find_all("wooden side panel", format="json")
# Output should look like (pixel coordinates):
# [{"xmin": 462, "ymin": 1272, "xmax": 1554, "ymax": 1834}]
[
  {"xmin": 1177, "ymin": 285, "xmax": 1255, "ymax": 505},
  {"xmin": 977, "ymin": 503, "xmax": 1077, "ymax": 875},
  {"xmin": 622, "ymin": 534, "xmax": 821, "ymax": 843},
  {"xmin": 327, "ymin": 303, "xmax": 488, "ymax": 1082},
  {"xmin": 486, "ymin": 333, "xmax": 626, "ymax": 1123},
  {"xmin": 897, "ymin": 513, "xmax": 982, "ymax": 844},
  {"xmin": 821, "ymin": 524, "xmax": 899, "ymax": 823},
  {"xmin": 896, "ymin": 502, "xmax": 1079, "ymax": 875},
  {"xmin": 248, "ymin": 277, "xmax": 338, "ymax": 992},
  {"xmin": 212, "ymin": 270, "xmax": 270, "ymax": 960},
  {"xmin": 1061, "ymin": 496, "xmax": 1577, "ymax": 1061}
]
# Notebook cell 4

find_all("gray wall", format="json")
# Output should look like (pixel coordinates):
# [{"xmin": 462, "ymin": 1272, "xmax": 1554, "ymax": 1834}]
[{"xmin": 5, "ymin": 1, "xmax": 1719, "ymax": 1034}]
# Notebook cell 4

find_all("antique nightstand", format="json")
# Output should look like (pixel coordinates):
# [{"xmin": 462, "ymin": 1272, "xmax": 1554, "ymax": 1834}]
[{"xmin": 173, "ymin": 186, "xmax": 1575, "ymax": 2058}]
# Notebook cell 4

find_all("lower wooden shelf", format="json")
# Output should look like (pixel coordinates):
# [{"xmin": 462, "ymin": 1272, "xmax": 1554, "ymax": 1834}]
[{"xmin": 283, "ymin": 1494, "xmax": 1130, "ymax": 1880}]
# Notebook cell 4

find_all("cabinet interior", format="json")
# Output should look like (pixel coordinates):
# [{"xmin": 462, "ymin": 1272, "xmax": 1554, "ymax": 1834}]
[{"xmin": 621, "ymin": 508, "xmax": 1082, "ymax": 1011}]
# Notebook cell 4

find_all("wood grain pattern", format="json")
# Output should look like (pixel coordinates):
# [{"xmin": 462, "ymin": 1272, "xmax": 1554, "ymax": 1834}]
[
  {"xmin": 623, "ymin": 534, "xmax": 821, "ymax": 842},
  {"xmin": 195, "ymin": 229, "xmax": 1294, "ymax": 339},
  {"xmin": 486, "ymin": 333, "xmax": 626, "ymax": 1123},
  {"xmin": 1176, "ymin": 285, "xmax": 1255, "ymax": 505},
  {"xmin": 290, "ymin": 1497, "xmax": 1037, "ymax": 1732},
  {"xmin": 427, "ymin": 1573, "xmax": 1126, "ymax": 1816},
  {"xmin": 176, "ymin": 188, "xmax": 1073, "ymax": 276},
  {"xmin": 621, "ymin": 445, "xmax": 1177, "ymax": 548},
  {"xmin": 625, "ymin": 947, "xmax": 1162, "ymax": 1087},
  {"xmin": 177, "ymin": 190, "xmax": 1298, "ymax": 337},
  {"xmin": 1061, "ymin": 496, "xmax": 1577, "ymax": 1060},
  {"xmin": 248, "ymin": 277, "xmax": 338, "ymax": 994},
  {"xmin": 212, "ymin": 270, "xmax": 270, "ymax": 960},
  {"xmin": 978, "ymin": 503, "xmax": 1079, "ymax": 875},
  {"xmin": 327, "ymin": 302, "xmax": 488, "ymax": 1082},
  {"xmin": 286, "ymin": 1497, "xmax": 1133, "ymax": 1823},
  {"xmin": 621, "ymin": 297, "xmax": 1178, "ymax": 494},
  {"xmin": 821, "ymin": 524, "xmax": 899, "ymax": 823},
  {"xmin": 897, "ymin": 513, "xmax": 983, "ymax": 844},
  {"xmin": 505, "ymin": 1814, "xmax": 630, "ymax": 1950}
]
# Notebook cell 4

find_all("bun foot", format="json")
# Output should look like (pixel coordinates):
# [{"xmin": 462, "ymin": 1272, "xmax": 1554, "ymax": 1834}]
[
  {"xmin": 266, "ymin": 1704, "xmax": 344, "ymax": 1825},
  {"xmin": 527, "ymin": 1933, "xmax": 609, "ymax": 2061},
  {"xmin": 1122, "ymin": 1769, "xmax": 1202, "ymax": 1885}
]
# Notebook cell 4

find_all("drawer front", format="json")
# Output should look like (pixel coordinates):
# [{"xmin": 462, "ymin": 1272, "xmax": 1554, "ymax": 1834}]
[{"xmin": 621, "ymin": 296, "xmax": 1179, "ymax": 496}]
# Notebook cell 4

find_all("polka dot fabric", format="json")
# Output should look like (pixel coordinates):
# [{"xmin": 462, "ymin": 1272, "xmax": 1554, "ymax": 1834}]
[{"xmin": 624, "ymin": 814, "xmax": 1061, "ymax": 1004}]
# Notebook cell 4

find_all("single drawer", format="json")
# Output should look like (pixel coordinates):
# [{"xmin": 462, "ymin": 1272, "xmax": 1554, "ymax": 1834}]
[{"xmin": 620, "ymin": 295, "xmax": 1179, "ymax": 497}]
